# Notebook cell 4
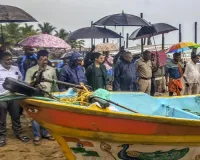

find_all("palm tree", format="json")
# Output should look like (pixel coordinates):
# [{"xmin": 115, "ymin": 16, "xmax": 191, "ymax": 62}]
[
  {"xmin": 38, "ymin": 22, "xmax": 56, "ymax": 34},
  {"xmin": 19, "ymin": 23, "xmax": 38, "ymax": 37},
  {"xmin": 69, "ymin": 39, "xmax": 85, "ymax": 49},
  {"xmin": 2, "ymin": 23, "xmax": 22, "ymax": 45},
  {"xmin": 55, "ymin": 28, "xmax": 69, "ymax": 40}
]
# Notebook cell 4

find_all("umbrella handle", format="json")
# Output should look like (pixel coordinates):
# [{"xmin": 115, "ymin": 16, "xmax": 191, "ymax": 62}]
[{"xmin": 1, "ymin": 25, "xmax": 4, "ymax": 45}]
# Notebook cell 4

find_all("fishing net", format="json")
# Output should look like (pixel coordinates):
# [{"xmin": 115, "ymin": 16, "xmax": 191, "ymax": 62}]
[
  {"xmin": 59, "ymin": 85, "xmax": 92, "ymax": 105},
  {"xmin": 59, "ymin": 88, "xmax": 110, "ymax": 106}
]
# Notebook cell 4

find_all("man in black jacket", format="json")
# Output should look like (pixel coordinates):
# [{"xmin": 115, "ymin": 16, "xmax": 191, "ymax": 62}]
[{"xmin": 113, "ymin": 52, "xmax": 137, "ymax": 91}]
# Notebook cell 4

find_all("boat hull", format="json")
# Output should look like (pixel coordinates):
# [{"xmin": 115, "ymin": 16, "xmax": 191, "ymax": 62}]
[
  {"xmin": 53, "ymin": 136, "xmax": 200, "ymax": 160},
  {"xmin": 20, "ymin": 97, "xmax": 200, "ymax": 160}
]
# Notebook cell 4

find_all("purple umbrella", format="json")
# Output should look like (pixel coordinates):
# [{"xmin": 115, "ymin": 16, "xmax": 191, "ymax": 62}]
[{"xmin": 19, "ymin": 34, "xmax": 71, "ymax": 49}]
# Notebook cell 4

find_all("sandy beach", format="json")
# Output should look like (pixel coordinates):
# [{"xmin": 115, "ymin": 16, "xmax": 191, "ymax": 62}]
[{"xmin": 0, "ymin": 115, "xmax": 65, "ymax": 160}]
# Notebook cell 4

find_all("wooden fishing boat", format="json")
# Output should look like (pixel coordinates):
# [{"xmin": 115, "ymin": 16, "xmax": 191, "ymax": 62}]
[
  {"xmin": 3, "ymin": 77, "xmax": 200, "ymax": 160},
  {"xmin": 19, "ymin": 89, "xmax": 200, "ymax": 160}
]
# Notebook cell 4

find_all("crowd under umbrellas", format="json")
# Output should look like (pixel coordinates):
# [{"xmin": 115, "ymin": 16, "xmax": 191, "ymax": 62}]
[{"xmin": 1, "ymin": 4, "xmax": 200, "ymax": 150}]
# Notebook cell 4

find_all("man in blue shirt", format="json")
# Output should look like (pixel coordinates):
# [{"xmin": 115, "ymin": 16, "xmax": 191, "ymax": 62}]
[{"xmin": 18, "ymin": 47, "xmax": 37, "ymax": 80}]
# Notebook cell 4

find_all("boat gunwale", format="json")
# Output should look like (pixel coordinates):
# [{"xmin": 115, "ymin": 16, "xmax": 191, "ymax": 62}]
[{"xmin": 21, "ymin": 98, "xmax": 200, "ymax": 127}]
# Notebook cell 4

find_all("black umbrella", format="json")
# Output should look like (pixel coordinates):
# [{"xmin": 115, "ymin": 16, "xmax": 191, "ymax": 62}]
[
  {"xmin": 68, "ymin": 26, "xmax": 123, "ymax": 40},
  {"xmin": 94, "ymin": 11, "xmax": 150, "ymax": 26},
  {"xmin": 129, "ymin": 23, "xmax": 178, "ymax": 40},
  {"xmin": 0, "ymin": 5, "xmax": 37, "ymax": 43},
  {"xmin": 0, "ymin": 5, "xmax": 37, "ymax": 22}
]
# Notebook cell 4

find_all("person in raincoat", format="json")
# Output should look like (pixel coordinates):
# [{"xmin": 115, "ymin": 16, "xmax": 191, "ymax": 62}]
[
  {"xmin": 113, "ymin": 51, "xmax": 137, "ymax": 91},
  {"xmin": 59, "ymin": 51, "xmax": 87, "ymax": 91},
  {"xmin": 86, "ymin": 52, "xmax": 107, "ymax": 91}
]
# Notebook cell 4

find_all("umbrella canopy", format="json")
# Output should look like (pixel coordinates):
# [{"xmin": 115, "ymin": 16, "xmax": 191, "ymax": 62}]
[
  {"xmin": 19, "ymin": 34, "xmax": 71, "ymax": 49},
  {"xmin": 95, "ymin": 43, "xmax": 118, "ymax": 52},
  {"xmin": 94, "ymin": 11, "xmax": 150, "ymax": 26},
  {"xmin": 168, "ymin": 42, "xmax": 199, "ymax": 53},
  {"xmin": 129, "ymin": 23, "xmax": 178, "ymax": 40},
  {"xmin": 0, "ymin": 5, "xmax": 37, "ymax": 22},
  {"xmin": 68, "ymin": 26, "xmax": 122, "ymax": 40}
]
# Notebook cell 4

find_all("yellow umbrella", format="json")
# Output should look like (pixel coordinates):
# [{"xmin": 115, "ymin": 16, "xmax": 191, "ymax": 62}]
[{"xmin": 95, "ymin": 43, "xmax": 118, "ymax": 52}]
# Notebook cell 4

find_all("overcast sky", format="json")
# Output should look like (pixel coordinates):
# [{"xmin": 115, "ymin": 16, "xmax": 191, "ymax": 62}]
[{"xmin": 1, "ymin": 0, "xmax": 200, "ymax": 47}]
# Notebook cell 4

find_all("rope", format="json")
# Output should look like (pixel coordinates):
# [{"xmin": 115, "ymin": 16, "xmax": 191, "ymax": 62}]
[{"xmin": 60, "ymin": 83, "xmax": 92, "ymax": 105}]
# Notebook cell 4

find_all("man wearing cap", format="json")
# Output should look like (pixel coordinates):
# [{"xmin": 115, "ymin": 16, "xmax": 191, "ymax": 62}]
[
  {"xmin": 25, "ymin": 50, "xmax": 57, "ymax": 145},
  {"xmin": 0, "ymin": 51, "xmax": 30, "ymax": 147},
  {"xmin": 59, "ymin": 51, "xmax": 87, "ymax": 91},
  {"xmin": 183, "ymin": 52, "xmax": 200, "ymax": 95},
  {"xmin": 165, "ymin": 52, "xmax": 183, "ymax": 96}
]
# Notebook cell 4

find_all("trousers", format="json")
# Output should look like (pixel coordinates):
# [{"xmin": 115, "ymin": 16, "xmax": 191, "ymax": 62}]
[
  {"xmin": 184, "ymin": 83, "xmax": 199, "ymax": 95},
  {"xmin": 138, "ymin": 79, "xmax": 151, "ymax": 95},
  {"xmin": 32, "ymin": 120, "xmax": 49, "ymax": 137},
  {"xmin": 0, "ymin": 100, "xmax": 21, "ymax": 138}
]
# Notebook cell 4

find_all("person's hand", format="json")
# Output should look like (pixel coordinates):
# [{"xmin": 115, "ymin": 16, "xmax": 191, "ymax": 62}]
[{"xmin": 185, "ymin": 83, "xmax": 190, "ymax": 87}]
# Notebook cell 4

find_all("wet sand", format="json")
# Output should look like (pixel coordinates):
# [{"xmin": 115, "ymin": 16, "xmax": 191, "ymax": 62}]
[{"xmin": 0, "ymin": 115, "xmax": 65, "ymax": 160}]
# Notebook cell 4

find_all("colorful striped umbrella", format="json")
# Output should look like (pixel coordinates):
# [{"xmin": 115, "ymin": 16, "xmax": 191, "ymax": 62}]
[{"xmin": 168, "ymin": 42, "xmax": 199, "ymax": 53}]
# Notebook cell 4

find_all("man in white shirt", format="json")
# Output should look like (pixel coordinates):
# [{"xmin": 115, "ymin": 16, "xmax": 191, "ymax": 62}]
[
  {"xmin": 183, "ymin": 52, "xmax": 200, "ymax": 95},
  {"xmin": 0, "ymin": 52, "xmax": 29, "ymax": 147}
]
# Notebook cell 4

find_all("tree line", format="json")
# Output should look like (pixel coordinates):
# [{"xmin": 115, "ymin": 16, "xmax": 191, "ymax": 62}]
[{"xmin": 1, "ymin": 22, "xmax": 85, "ymax": 49}]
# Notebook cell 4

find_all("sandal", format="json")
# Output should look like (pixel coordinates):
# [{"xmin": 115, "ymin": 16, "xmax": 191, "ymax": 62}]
[
  {"xmin": 43, "ymin": 135, "xmax": 55, "ymax": 141},
  {"xmin": 16, "ymin": 135, "xmax": 30, "ymax": 143},
  {"xmin": 33, "ymin": 137, "xmax": 41, "ymax": 146},
  {"xmin": 0, "ymin": 138, "xmax": 6, "ymax": 147}
]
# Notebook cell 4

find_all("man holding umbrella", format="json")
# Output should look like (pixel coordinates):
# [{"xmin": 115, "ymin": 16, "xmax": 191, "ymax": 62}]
[
  {"xmin": 113, "ymin": 51, "xmax": 137, "ymax": 91},
  {"xmin": 18, "ymin": 47, "xmax": 37, "ymax": 80}
]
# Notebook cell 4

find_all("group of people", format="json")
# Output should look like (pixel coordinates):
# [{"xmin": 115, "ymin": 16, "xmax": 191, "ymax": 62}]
[
  {"xmin": 166, "ymin": 51, "xmax": 200, "ymax": 96},
  {"xmin": 0, "ymin": 45, "xmax": 199, "ymax": 147}
]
